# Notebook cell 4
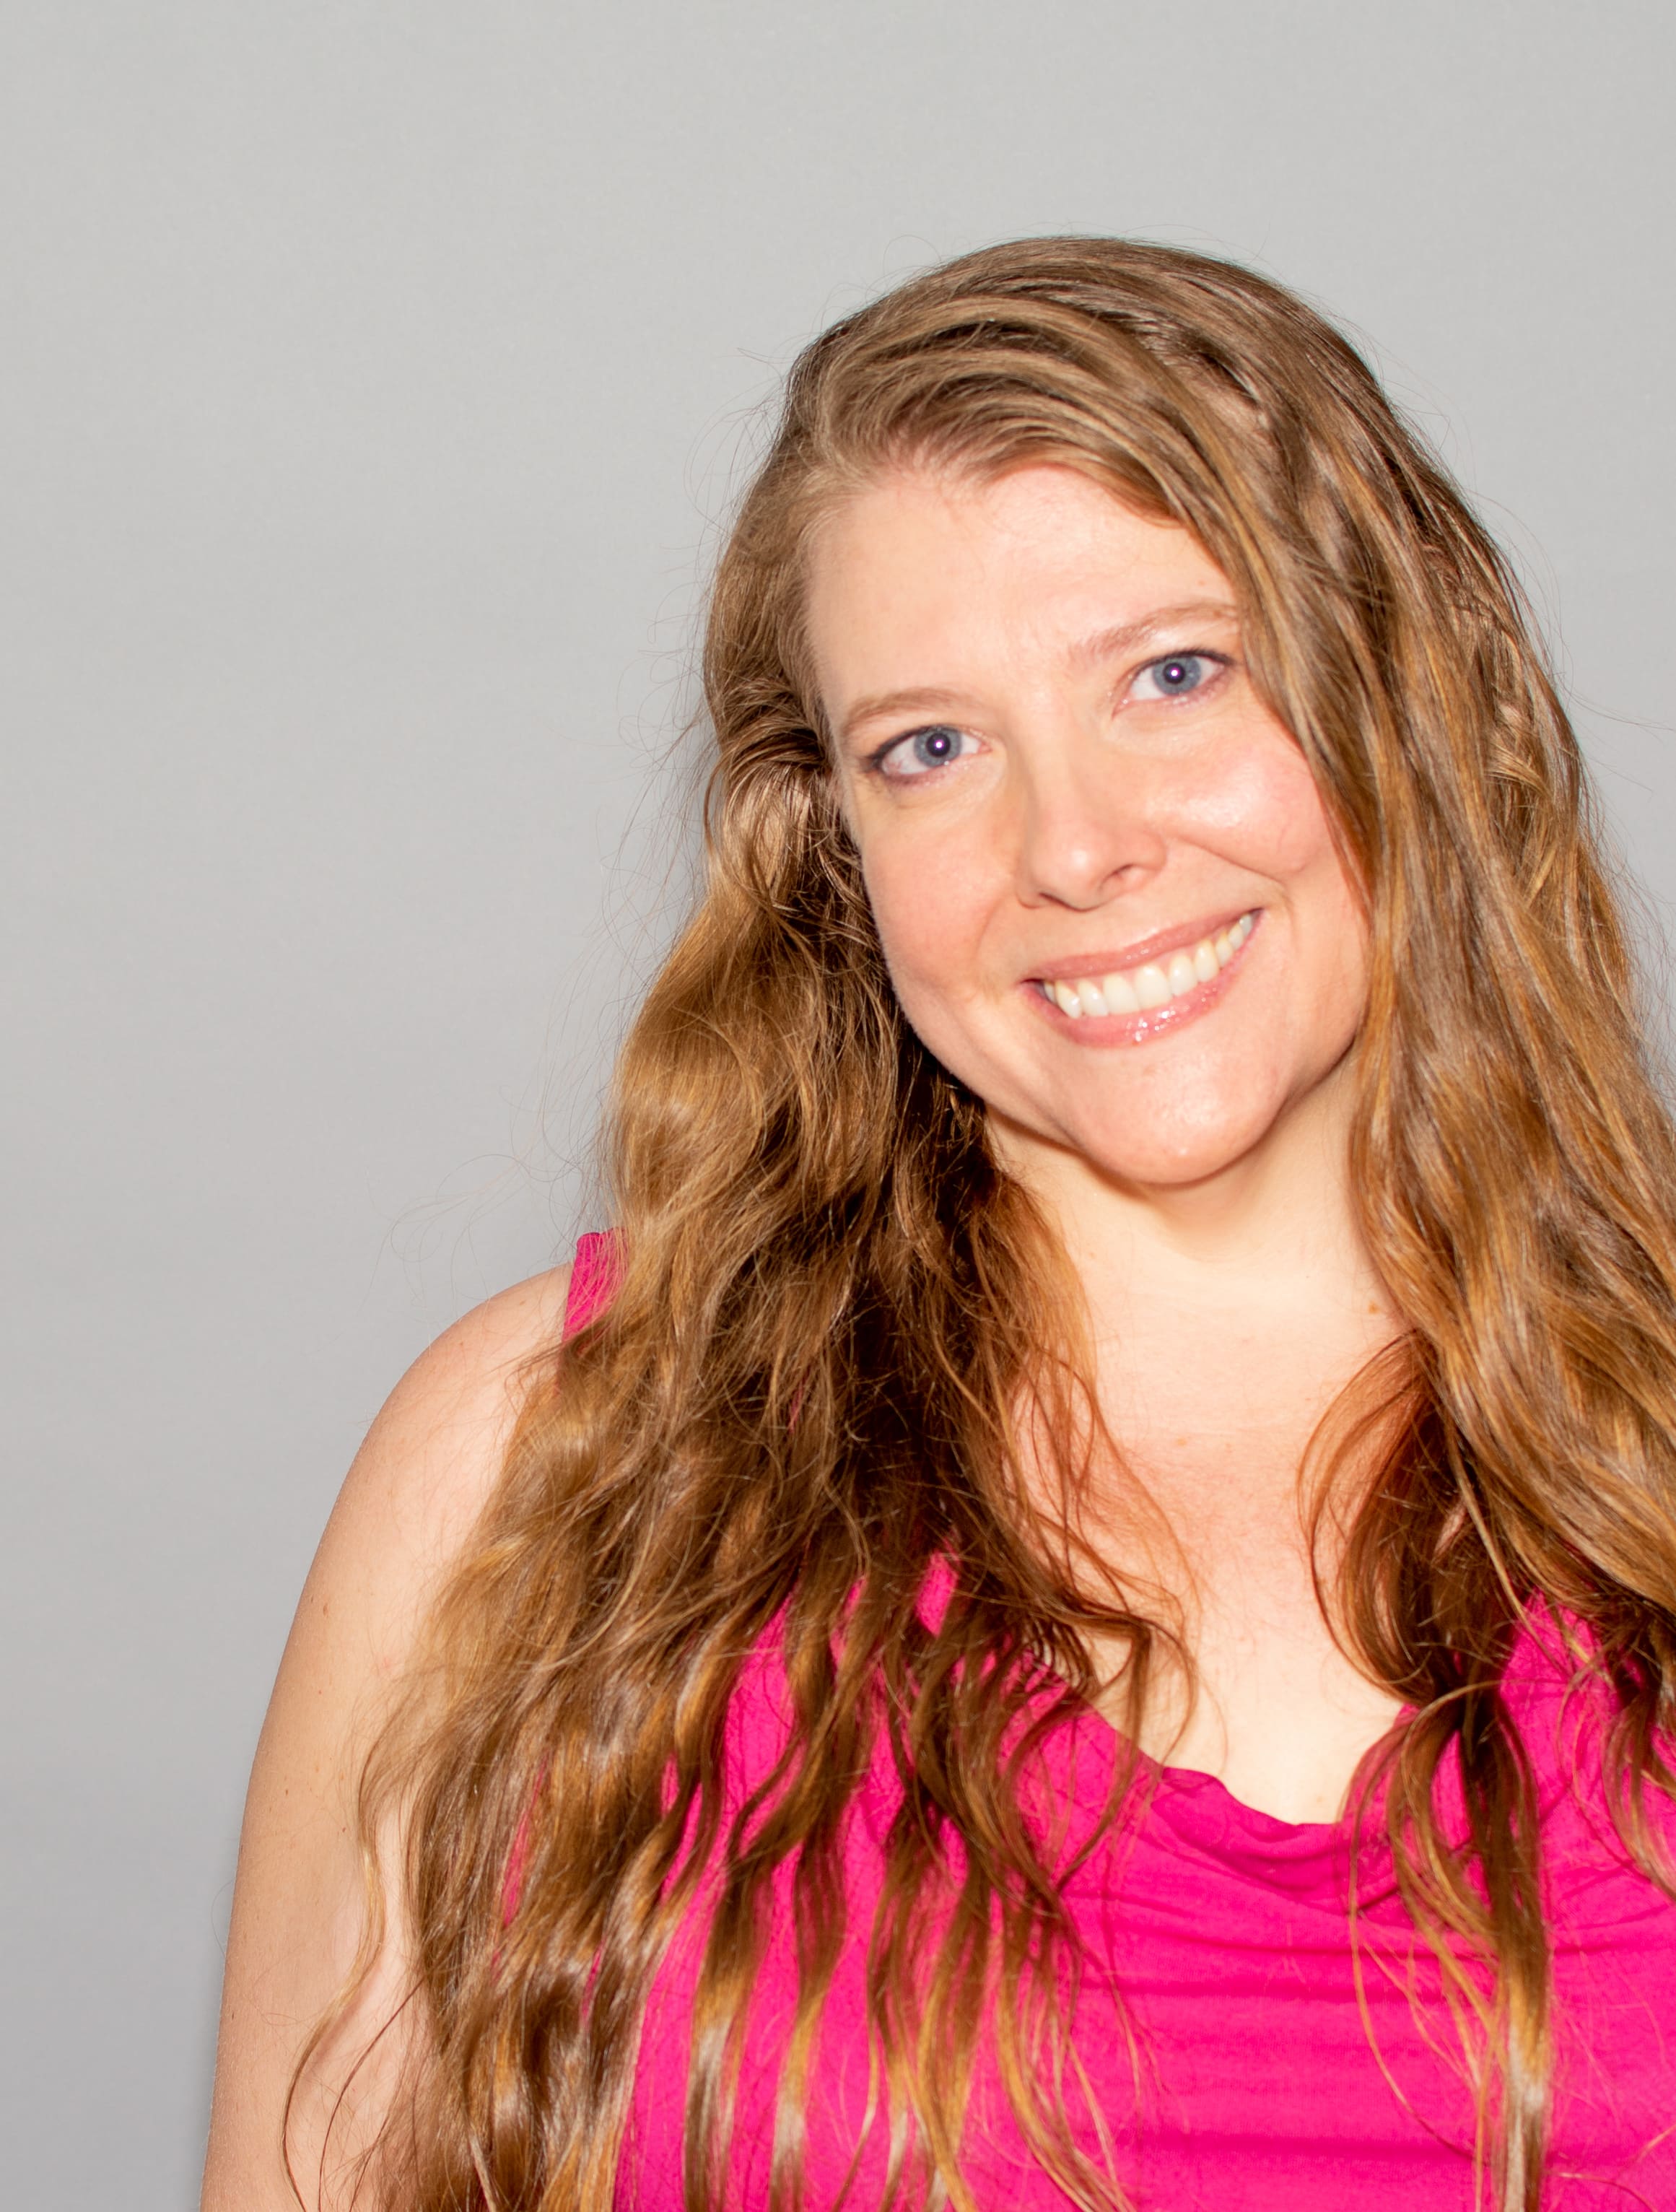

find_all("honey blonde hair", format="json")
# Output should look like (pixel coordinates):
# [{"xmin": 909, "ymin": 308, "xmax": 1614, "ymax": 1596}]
[{"xmin": 305, "ymin": 238, "xmax": 1676, "ymax": 2212}]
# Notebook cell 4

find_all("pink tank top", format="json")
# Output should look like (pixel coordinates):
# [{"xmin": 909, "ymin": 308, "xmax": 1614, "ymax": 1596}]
[{"xmin": 562, "ymin": 1240, "xmax": 1676, "ymax": 2208}]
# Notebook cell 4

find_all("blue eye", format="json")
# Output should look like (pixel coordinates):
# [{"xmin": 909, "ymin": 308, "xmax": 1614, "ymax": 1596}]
[
  {"xmin": 881, "ymin": 724, "xmax": 970, "ymax": 778},
  {"xmin": 1133, "ymin": 652, "xmax": 1217, "ymax": 700}
]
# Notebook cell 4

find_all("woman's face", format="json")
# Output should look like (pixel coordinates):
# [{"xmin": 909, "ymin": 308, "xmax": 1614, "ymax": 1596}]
[{"xmin": 806, "ymin": 463, "xmax": 1369, "ymax": 1192}]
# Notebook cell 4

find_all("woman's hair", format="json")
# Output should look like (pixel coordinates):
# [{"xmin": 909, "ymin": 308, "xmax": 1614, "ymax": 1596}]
[{"xmin": 305, "ymin": 238, "xmax": 1676, "ymax": 2212}]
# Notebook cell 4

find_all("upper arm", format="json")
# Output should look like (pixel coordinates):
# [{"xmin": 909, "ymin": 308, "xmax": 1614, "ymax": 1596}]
[{"xmin": 200, "ymin": 1263, "xmax": 573, "ymax": 2212}]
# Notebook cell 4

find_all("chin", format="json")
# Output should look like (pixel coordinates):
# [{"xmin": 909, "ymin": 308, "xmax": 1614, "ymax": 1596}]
[
  {"xmin": 1079, "ymin": 1138, "xmax": 1258, "ymax": 1190},
  {"xmin": 1050, "ymin": 1090, "xmax": 1289, "ymax": 1190}
]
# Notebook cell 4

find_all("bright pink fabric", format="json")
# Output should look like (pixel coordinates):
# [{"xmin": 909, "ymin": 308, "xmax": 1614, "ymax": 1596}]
[{"xmin": 562, "ymin": 1244, "xmax": 1676, "ymax": 2208}]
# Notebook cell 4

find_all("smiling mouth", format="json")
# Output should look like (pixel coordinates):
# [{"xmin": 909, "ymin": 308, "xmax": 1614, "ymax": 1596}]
[{"xmin": 1034, "ymin": 910, "xmax": 1258, "ymax": 1028}]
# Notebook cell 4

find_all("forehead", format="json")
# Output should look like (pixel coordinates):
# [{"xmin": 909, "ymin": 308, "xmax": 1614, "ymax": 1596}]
[{"xmin": 803, "ymin": 463, "xmax": 1233, "ymax": 697}]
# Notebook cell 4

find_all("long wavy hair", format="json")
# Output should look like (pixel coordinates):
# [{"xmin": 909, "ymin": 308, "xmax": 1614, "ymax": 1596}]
[{"xmin": 304, "ymin": 239, "xmax": 1676, "ymax": 2212}]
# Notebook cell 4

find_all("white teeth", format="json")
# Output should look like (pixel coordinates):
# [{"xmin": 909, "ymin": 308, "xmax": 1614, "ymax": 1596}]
[
  {"xmin": 1044, "ymin": 910, "xmax": 1256, "ymax": 1022},
  {"xmin": 1134, "ymin": 962, "xmax": 1172, "ymax": 1009}
]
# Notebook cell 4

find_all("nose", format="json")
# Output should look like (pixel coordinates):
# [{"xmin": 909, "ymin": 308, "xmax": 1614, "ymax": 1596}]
[{"xmin": 1011, "ymin": 730, "xmax": 1166, "ymax": 910}]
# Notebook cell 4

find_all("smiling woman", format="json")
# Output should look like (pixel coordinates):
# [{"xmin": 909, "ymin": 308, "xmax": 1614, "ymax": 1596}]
[
  {"xmin": 203, "ymin": 241, "xmax": 1676, "ymax": 2212},
  {"xmin": 813, "ymin": 470, "xmax": 1369, "ymax": 1193}
]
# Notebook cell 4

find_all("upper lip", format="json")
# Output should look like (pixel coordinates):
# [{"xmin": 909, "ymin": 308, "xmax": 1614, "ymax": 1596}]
[{"xmin": 1029, "ymin": 907, "xmax": 1257, "ymax": 983}]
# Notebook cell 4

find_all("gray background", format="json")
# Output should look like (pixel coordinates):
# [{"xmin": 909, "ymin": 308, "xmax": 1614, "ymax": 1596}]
[{"xmin": 3, "ymin": 4, "xmax": 1673, "ymax": 2205}]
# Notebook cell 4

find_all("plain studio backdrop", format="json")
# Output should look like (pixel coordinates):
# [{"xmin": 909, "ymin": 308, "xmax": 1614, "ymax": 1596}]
[{"xmin": 4, "ymin": 4, "xmax": 1675, "ymax": 2203}]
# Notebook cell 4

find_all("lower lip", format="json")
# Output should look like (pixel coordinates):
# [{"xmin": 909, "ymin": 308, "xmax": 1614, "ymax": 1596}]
[{"xmin": 1028, "ymin": 915, "xmax": 1260, "ymax": 1047}]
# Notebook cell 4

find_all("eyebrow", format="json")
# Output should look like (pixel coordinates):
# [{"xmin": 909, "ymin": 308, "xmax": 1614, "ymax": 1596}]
[{"xmin": 834, "ymin": 598, "xmax": 1241, "ymax": 749}]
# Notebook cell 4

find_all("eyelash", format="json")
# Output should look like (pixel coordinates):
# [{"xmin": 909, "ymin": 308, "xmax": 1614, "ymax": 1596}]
[
  {"xmin": 865, "ymin": 648, "xmax": 1232, "ymax": 780},
  {"xmin": 865, "ymin": 725, "xmax": 972, "ymax": 780},
  {"xmin": 1127, "ymin": 648, "xmax": 1232, "ymax": 703}
]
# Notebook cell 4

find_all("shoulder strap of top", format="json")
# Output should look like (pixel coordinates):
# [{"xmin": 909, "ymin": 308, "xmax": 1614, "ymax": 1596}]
[
  {"xmin": 563, "ymin": 1230, "xmax": 621, "ymax": 1338},
  {"xmin": 502, "ymin": 1233, "xmax": 620, "ymax": 1932}
]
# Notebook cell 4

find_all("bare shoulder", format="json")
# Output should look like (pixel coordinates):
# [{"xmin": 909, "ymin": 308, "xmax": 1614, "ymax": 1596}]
[
  {"xmin": 325, "ymin": 1263, "xmax": 575, "ymax": 1618},
  {"xmin": 282, "ymin": 1260, "xmax": 575, "ymax": 1704},
  {"xmin": 200, "ymin": 1263, "xmax": 573, "ymax": 2212}
]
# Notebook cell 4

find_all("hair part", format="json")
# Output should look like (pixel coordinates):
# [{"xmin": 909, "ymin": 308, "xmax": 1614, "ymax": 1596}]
[{"xmin": 302, "ymin": 237, "xmax": 1676, "ymax": 2212}]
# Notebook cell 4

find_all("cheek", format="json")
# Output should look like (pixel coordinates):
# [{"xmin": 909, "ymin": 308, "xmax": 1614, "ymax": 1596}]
[
  {"xmin": 1190, "ymin": 732, "xmax": 1340, "ymax": 879},
  {"xmin": 1188, "ymin": 734, "xmax": 1369, "ymax": 1032},
  {"xmin": 858, "ymin": 824, "xmax": 999, "ymax": 1001}
]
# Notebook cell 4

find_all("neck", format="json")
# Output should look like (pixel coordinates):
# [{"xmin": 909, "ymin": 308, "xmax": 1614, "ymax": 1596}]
[
  {"xmin": 995, "ymin": 1054, "xmax": 1387, "ymax": 1339},
  {"xmin": 989, "ymin": 1058, "xmax": 1411, "ymax": 1821}
]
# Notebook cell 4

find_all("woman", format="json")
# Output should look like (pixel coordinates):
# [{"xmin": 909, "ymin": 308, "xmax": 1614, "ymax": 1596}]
[{"xmin": 202, "ymin": 240, "xmax": 1676, "ymax": 2212}]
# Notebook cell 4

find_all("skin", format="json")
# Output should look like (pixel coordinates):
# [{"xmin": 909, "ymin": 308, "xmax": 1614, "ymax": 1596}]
[
  {"xmin": 202, "ymin": 456, "xmax": 1406, "ymax": 2208},
  {"xmin": 199, "ymin": 1269, "xmax": 575, "ymax": 2211},
  {"xmin": 808, "ymin": 461, "xmax": 1405, "ymax": 1817}
]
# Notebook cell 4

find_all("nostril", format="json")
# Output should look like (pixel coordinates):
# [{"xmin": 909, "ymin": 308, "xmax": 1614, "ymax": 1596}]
[{"xmin": 1015, "ymin": 798, "xmax": 1166, "ymax": 912}]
